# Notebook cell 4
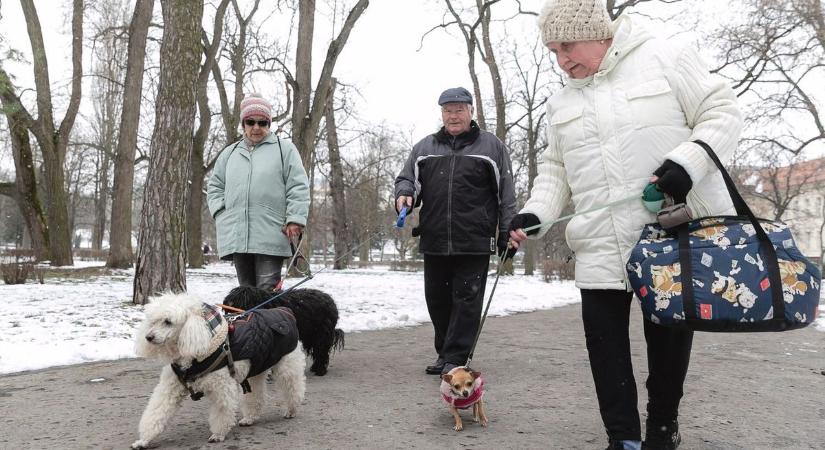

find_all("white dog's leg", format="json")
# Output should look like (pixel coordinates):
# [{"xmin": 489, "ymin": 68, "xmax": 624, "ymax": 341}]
[
  {"xmin": 132, "ymin": 366, "xmax": 188, "ymax": 449},
  {"xmin": 203, "ymin": 370, "xmax": 240, "ymax": 443},
  {"xmin": 239, "ymin": 372, "xmax": 267, "ymax": 426},
  {"xmin": 272, "ymin": 347, "xmax": 306, "ymax": 418}
]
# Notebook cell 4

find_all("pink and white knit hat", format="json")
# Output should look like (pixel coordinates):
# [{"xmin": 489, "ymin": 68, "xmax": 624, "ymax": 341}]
[{"xmin": 240, "ymin": 93, "xmax": 272, "ymax": 121}]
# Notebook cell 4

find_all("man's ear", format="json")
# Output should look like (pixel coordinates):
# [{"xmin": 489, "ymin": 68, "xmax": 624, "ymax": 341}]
[{"xmin": 178, "ymin": 314, "xmax": 211, "ymax": 360}]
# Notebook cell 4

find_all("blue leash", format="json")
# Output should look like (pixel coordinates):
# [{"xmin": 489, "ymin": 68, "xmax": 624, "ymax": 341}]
[{"xmin": 227, "ymin": 274, "xmax": 316, "ymax": 321}]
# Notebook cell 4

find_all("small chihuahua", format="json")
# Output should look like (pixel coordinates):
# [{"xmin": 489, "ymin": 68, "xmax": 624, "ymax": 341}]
[{"xmin": 440, "ymin": 366, "xmax": 488, "ymax": 431}]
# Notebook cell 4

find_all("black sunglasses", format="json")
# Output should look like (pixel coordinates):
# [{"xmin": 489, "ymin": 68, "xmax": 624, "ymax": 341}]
[{"xmin": 244, "ymin": 119, "xmax": 271, "ymax": 127}]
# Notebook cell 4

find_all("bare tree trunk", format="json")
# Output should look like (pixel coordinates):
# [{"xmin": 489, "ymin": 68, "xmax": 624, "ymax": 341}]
[
  {"xmin": 90, "ymin": 1, "xmax": 127, "ymax": 251},
  {"xmin": 523, "ymin": 108, "xmax": 539, "ymax": 275},
  {"xmin": 133, "ymin": 0, "xmax": 204, "ymax": 305},
  {"xmin": 325, "ymin": 79, "xmax": 349, "ymax": 269},
  {"xmin": 188, "ymin": 0, "xmax": 230, "ymax": 269},
  {"xmin": 292, "ymin": 0, "xmax": 315, "ymax": 166},
  {"xmin": 107, "ymin": 0, "xmax": 154, "ymax": 269},
  {"xmin": 92, "ymin": 151, "xmax": 111, "ymax": 250},
  {"xmin": 19, "ymin": 0, "xmax": 84, "ymax": 266},
  {"xmin": 476, "ymin": 0, "xmax": 506, "ymax": 140},
  {"xmin": 291, "ymin": 0, "xmax": 369, "ymax": 169},
  {"xmin": 0, "ymin": 99, "xmax": 49, "ymax": 260},
  {"xmin": 443, "ymin": 0, "xmax": 487, "ymax": 131}
]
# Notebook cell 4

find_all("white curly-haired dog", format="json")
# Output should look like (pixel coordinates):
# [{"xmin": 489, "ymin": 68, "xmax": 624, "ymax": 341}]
[{"xmin": 131, "ymin": 292, "xmax": 306, "ymax": 449}]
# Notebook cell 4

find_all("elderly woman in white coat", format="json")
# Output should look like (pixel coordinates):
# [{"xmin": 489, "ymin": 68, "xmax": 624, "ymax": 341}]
[{"xmin": 507, "ymin": 1, "xmax": 741, "ymax": 450}]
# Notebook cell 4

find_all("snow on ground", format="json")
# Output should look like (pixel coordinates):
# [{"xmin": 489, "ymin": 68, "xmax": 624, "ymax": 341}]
[
  {"xmin": 0, "ymin": 261, "xmax": 581, "ymax": 374},
  {"xmin": 2, "ymin": 261, "xmax": 823, "ymax": 375}
]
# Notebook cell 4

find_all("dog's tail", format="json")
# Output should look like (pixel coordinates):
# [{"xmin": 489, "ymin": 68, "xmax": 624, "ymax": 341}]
[{"xmin": 332, "ymin": 329, "xmax": 345, "ymax": 353}]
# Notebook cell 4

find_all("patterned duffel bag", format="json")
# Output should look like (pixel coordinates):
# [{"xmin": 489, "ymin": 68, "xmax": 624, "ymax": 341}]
[{"xmin": 626, "ymin": 141, "xmax": 821, "ymax": 332}]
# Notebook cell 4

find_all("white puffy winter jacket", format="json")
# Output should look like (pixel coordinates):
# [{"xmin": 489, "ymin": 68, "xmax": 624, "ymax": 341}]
[{"xmin": 522, "ymin": 16, "xmax": 742, "ymax": 290}]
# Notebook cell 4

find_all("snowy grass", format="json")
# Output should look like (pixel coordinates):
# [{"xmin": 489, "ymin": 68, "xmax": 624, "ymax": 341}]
[{"xmin": 0, "ymin": 261, "xmax": 580, "ymax": 374}]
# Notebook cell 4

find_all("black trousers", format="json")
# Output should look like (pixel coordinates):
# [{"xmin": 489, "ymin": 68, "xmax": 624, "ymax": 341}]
[
  {"xmin": 581, "ymin": 289, "xmax": 694, "ymax": 441},
  {"xmin": 423, "ymin": 254, "xmax": 490, "ymax": 365},
  {"xmin": 233, "ymin": 253, "xmax": 285, "ymax": 292}
]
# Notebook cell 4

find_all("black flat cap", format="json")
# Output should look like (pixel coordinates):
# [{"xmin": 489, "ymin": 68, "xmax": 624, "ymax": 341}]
[{"xmin": 438, "ymin": 87, "xmax": 473, "ymax": 106}]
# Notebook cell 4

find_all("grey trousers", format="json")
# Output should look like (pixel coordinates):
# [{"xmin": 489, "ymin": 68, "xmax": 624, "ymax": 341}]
[{"xmin": 232, "ymin": 253, "xmax": 285, "ymax": 291}]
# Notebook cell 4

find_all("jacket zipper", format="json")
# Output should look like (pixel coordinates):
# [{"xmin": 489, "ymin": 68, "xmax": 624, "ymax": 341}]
[
  {"xmin": 447, "ymin": 136, "xmax": 459, "ymax": 254},
  {"xmin": 447, "ymin": 154, "xmax": 456, "ymax": 254},
  {"xmin": 244, "ymin": 144, "xmax": 254, "ymax": 251}
]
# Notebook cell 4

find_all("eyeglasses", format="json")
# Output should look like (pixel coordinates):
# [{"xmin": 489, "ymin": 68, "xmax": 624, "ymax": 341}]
[{"xmin": 244, "ymin": 119, "xmax": 271, "ymax": 128}]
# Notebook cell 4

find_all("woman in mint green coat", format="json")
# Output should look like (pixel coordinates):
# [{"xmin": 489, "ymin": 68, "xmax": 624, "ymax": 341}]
[{"xmin": 207, "ymin": 94, "xmax": 310, "ymax": 291}]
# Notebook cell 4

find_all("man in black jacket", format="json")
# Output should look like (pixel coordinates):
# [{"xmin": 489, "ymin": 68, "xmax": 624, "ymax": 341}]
[{"xmin": 395, "ymin": 87, "xmax": 516, "ymax": 375}]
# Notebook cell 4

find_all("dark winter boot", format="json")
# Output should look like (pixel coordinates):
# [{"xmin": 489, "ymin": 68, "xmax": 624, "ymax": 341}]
[{"xmin": 643, "ymin": 420, "xmax": 681, "ymax": 450}]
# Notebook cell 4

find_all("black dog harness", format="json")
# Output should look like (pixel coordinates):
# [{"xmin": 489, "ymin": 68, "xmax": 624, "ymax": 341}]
[
  {"xmin": 171, "ymin": 337, "xmax": 243, "ymax": 400},
  {"xmin": 171, "ymin": 306, "xmax": 298, "ymax": 400}
]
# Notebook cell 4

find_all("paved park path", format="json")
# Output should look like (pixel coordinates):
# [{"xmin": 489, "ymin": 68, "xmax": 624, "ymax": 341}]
[{"xmin": 2, "ymin": 304, "xmax": 823, "ymax": 449}]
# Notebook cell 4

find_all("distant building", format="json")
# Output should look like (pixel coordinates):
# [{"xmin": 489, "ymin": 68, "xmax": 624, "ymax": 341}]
[{"xmin": 742, "ymin": 158, "xmax": 825, "ymax": 264}]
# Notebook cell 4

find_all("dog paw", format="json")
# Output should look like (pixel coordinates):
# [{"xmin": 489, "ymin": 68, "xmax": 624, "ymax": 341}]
[
  {"xmin": 130, "ymin": 439, "xmax": 153, "ymax": 449},
  {"xmin": 238, "ymin": 417, "xmax": 255, "ymax": 427},
  {"xmin": 480, "ymin": 418, "xmax": 489, "ymax": 427},
  {"xmin": 283, "ymin": 409, "xmax": 297, "ymax": 419},
  {"xmin": 208, "ymin": 434, "xmax": 226, "ymax": 443},
  {"xmin": 452, "ymin": 424, "xmax": 463, "ymax": 431}
]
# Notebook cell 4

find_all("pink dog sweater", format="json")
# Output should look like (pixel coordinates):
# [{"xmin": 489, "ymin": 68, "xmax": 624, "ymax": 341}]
[{"xmin": 440, "ymin": 375, "xmax": 485, "ymax": 410}]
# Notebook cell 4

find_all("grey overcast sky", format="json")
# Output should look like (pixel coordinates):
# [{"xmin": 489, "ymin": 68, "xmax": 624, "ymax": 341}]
[{"xmin": 0, "ymin": 0, "xmax": 693, "ymax": 138}]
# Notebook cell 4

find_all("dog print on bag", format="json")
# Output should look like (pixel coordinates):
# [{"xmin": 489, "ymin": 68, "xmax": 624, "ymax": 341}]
[
  {"xmin": 778, "ymin": 260, "xmax": 808, "ymax": 303},
  {"xmin": 710, "ymin": 271, "xmax": 758, "ymax": 309},
  {"xmin": 691, "ymin": 225, "xmax": 731, "ymax": 249},
  {"xmin": 710, "ymin": 271, "xmax": 736, "ymax": 303},
  {"xmin": 650, "ymin": 263, "xmax": 682, "ymax": 311}
]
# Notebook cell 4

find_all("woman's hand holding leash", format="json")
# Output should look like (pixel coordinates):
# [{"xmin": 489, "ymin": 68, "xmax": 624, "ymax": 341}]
[
  {"xmin": 283, "ymin": 223, "xmax": 303, "ymax": 240},
  {"xmin": 507, "ymin": 213, "xmax": 541, "ymax": 251}
]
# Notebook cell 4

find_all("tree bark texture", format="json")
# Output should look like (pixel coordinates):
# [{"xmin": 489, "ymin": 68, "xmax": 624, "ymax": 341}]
[
  {"xmin": 108, "ymin": 0, "xmax": 154, "ymax": 269},
  {"xmin": 324, "ymin": 79, "xmax": 350, "ymax": 269},
  {"xmin": 133, "ymin": 0, "xmax": 204, "ymax": 305}
]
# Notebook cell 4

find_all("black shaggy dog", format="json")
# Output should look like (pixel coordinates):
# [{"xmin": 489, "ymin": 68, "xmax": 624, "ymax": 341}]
[{"xmin": 223, "ymin": 286, "xmax": 344, "ymax": 376}]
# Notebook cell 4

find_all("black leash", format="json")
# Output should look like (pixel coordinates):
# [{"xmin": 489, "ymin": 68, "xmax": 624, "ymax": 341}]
[{"xmin": 465, "ymin": 250, "xmax": 509, "ymax": 367}]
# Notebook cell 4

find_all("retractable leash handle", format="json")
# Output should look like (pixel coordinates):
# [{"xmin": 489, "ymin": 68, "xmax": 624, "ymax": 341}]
[
  {"xmin": 395, "ymin": 206, "xmax": 408, "ymax": 228},
  {"xmin": 642, "ymin": 182, "xmax": 666, "ymax": 213},
  {"xmin": 643, "ymin": 182, "xmax": 694, "ymax": 229}
]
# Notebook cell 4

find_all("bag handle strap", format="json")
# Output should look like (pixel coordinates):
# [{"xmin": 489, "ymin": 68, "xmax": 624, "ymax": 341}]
[
  {"xmin": 692, "ymin": 140, "xmax": 753, "ymax": 220},
  {"xmin": 678, "ymin": 140, "xmax": 786, "ymax": 327}
]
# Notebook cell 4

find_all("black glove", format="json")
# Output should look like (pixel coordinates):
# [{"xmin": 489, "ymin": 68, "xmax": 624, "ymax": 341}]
[
  {"xmin": 507, "ymin": 213, "xmax": 541, "ymax": 236},
  {"xmin": 497, "ymin": 236, "xmax": 517, "ymax": 260},
  {"xmin": 652, "ymin": 160, "xmax": 692, "ymax": 203}
]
